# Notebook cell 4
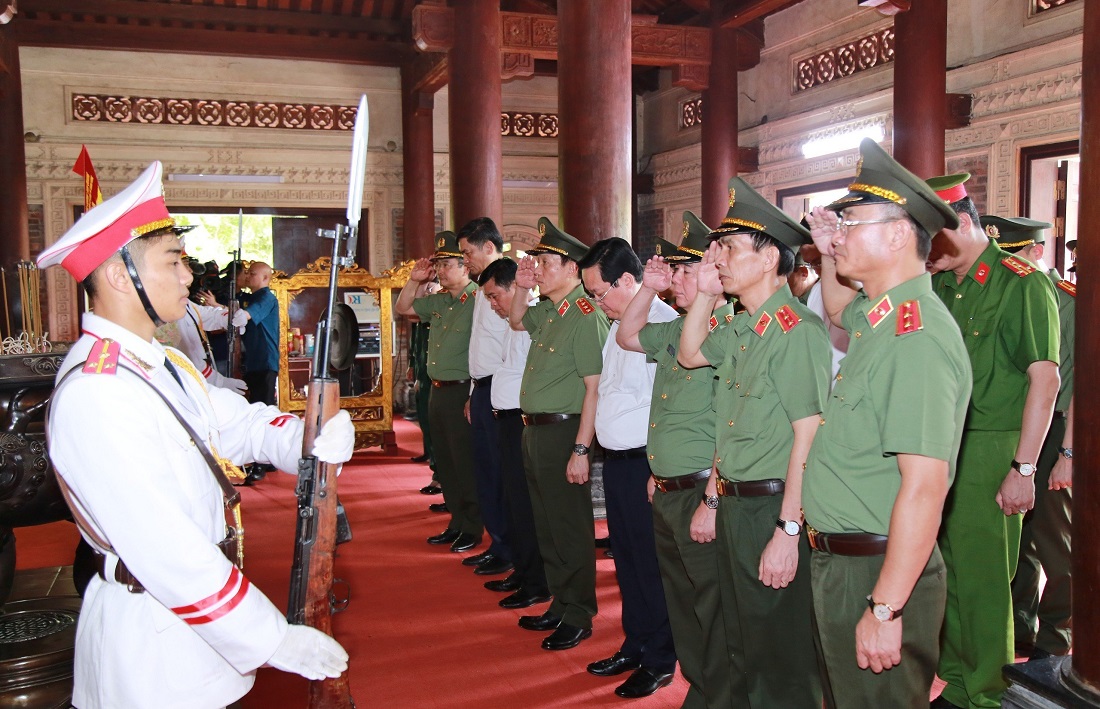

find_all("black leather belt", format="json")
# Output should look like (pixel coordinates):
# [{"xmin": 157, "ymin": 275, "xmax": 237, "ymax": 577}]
[
  {"xmin": 1053, "ymin": 410, "xmax": 1067, "ymax": 420},
  {"xmin": 432, "ymin": 378, "xmax": 471, "ymax": 388},
  {"xmin": 806, "ymin": 525, "xmax": 888, "ymax": 556},
  {"xmin": 473, "ymin": 376, "xmax": 493, "ymax": 388},
  {"xmin": 603, "ymin": 446, "xmax": 648, "ymax": 461},
  {"xmin": 94, "ymin": 531, "xmax": 239, "ymax": 594},
  {"xmin": 493, "ymin": 408, "xmax": 522, "ymax": 419},
  {"xmin": 716, "ymin": 477, "xmax": 784, "ymax": 497},
  {"xmin": 653, "ymin": 469, "xmax": 710, "ymax": 493},
  {"xmin": 521, "ymin": 413, "xmax": 578, "ymax": 426}
]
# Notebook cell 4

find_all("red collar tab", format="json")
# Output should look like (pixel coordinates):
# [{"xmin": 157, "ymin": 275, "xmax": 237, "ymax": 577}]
[
  {"xmin": 557, "ymin": 299, "xmax": 571, "ymax": 317},
  {"xmin": 974, "ymin": 262, "xmax": 991, "ymax": 285},
  {"xmin": 866, "ymin": 294, "xmax": 893, "ymax": 329},
  {"xmin": 752, "ymin": 311, "xmax": 772, "ymax": 338}
]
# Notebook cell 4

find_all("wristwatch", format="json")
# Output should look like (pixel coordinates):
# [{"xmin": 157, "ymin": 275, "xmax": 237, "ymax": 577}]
[
  {"xmin": 1059, "ymin": 447, "xmax": 1073, "ymax": 460},
  {"xmin": 866, "ymin": 595, "xmax": 903, "ymax": 622},
  {"xmin": 1011, "ymin": 459, "xmax": 1036, "ymax": 477},
  {"xmin": 776, "ymin": 518, "xmax": 802, "ymax": 537},
  {"xmin": 703, "ymin": 494, "xmax": 719, "ymax": 510},
  {"xmin": 572, "ymin": 443, "xmax": 590, "ymax": 456}
]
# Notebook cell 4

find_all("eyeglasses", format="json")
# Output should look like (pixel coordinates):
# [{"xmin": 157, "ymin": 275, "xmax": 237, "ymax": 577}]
[
  {"xmin": 836, "ymin": 218, "xmax": 904, "ymax": 233},
  {"xmin": 591, "ymin": 280, "xmax": 619, "ymax": 304}
]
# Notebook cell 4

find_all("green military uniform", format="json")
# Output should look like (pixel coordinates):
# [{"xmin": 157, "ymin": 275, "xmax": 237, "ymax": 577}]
[
  {"xmin": 697, "ymin": 181, "xmax": 830, "ymax": 709},
  {"xmin": 409, "ymin": 320, "xmax": 435, "ymax": 468},
  {"xmin": 984, "ymin": 218, "xmax": 1076, "ymax": 657},
  {"xmin": 801, "ymin": 139, "xmax": 971, "ymax": 709},
  {"xmin": 520, "ymin": 220, "xmax": 609, "ymax": 630},
  {"xmin": 637, "ymin": 211, "xmax": 732, "ymax": 709},
  {"xmin": 930, "ymin": 220, "xmax": 1059, "ymax": 707},
  {"xmin": 412, "ymin": 233, "xmax": 482, "ymax": 538},
  {"xmin": 803, "ymin": 274, "xmax": 972, "ymax": 709}
]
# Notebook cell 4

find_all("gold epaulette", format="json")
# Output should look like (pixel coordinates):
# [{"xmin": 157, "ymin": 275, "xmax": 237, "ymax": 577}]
[
  {"xmin": 576, "ymin": 297, "xmax": 595, "ymax": 315},
  {"xmin": 1001, "ymin": 255, "xmax": 1037, "ymax": 278},
  {"xmin": 82, "ymin": 338, "xmax": 120, "ymax": 375},
  {"xmin": 1056, "ymin": 280, "xmax": 1077, "ymax": 298}
]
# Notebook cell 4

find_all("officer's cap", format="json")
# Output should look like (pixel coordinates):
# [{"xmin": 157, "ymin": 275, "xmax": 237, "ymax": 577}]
[
  {"xmin": 430, "ymin": 231, "xmax": 464, "ymax": 261},
  {"xmin": 981, "ymin": 215, "xmax": 1052, "ymax": 252},
  {"xmin": 826, "ymin": 138, "xmax": 960, "ymax": 235},
  {"xmin": 658, "ymin": 211, "xmax": 711, "ymax": 263},
  {"xmin": 37, "ymin": 161, "xmax": 178, "ymax": 281},
  {"xmin": 1066, "ymin": 239, "xmax": 1077, "ymax": 251},
  {"xmin": 527, "ymin": 217, "xmax": 590, "ymax": 262},
  {"xmin": 711, "ymin": 177, "xmax": 811, "ymax": 251},
  {"xmin": 925, "ymin": 173, "xmax": 971, "ymax": 204}
]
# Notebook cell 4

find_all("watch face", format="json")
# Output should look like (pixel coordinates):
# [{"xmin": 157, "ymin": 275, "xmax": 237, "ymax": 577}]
[
  {"xmin": 1019, "ymin": 463, "xmax": 1036, "ymax": 476},
  {"xmin": 872, "ymin": 604, "xmax": 893, "ymax": 622},
  {"xmin": 780, "ymin": 520, "xmax": 800, "ymax": 536},
  {"xmin": 704, "ymin": 495, "xmax": 719, "ymax": 510}
]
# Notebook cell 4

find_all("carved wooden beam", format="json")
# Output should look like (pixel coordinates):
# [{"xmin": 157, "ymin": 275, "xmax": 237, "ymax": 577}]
[
  {"xmin": 671, "ymin": 21, "xmax": 763, "ymax": 91},
  {"xmin": 413, "ymin": 4, "xmax": 711, "ymax": 67},
  {"xmin": 405, "ymin": 51, "xmax": 449, "ymax": 95},
  {"xmin": 718, "ymin": 0, "xmax": 805, "ymax": 29}
]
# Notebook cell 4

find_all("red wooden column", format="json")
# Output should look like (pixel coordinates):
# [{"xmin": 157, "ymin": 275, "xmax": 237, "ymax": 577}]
[
  {"xmin": 1068, "ymin": 0, "xmax": 1100, "ymax": 697},
  {"xmin": 892, "ymin": 0, "xmax": 947, "ymax": 178},
  {"xmin": 448, "ymin": 0, "xmax": 502, "ymax": 228},
  {"xmin": 0, "ymin": 22, "xmax": 29, "ymax": 265},
  {"xmin": 401, "ymin": 67, "xmax": 437, "ymax": 260},
  {"xmin": 701, "ymin": 8, "xmax": 740, "ymax": 229},
  {"xmin": 557, "ymin": 0, "xmax": 632, "ymax": 244}
]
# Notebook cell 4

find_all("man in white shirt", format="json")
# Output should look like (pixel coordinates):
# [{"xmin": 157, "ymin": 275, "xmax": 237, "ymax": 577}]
[{"xmin": 578, "ymin": 238, "xmax": 679, "ymax": 700}]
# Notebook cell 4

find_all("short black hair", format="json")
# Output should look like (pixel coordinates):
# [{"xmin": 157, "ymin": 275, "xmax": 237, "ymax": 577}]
[
  {"xmin": 949, "ymin": 196, "xmax": 982, "ymax": 237},
  {"xmin": 747, "ymin": 233, "xmax": 796, "ymax": 278},
  {"xmin": 456, "ymin": 217, "xmax": 503, "ymax": 252},
  {"xmin": 576, "ymin": 237, "xmax": 642, "ymax": 284},
  {"xmin": 479, "ymin": 256, "xmax": 517, "ymax": 288}
]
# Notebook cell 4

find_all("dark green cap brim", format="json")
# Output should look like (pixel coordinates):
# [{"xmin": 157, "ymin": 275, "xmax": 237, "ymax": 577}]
[
  {"xmin": 980, "ymin": 215, "xmax": 1052, "ymax": 250},
  {"xmin": 430, "ymin": 230, "xmax": 464, "ymax": 260},
  {"xmin": 528, "ymin": 217, "xmax": 590, "ymax": 262},
  {"xmin": 710, "ymin": 177, "xmax": 811, "ymax": 250}
]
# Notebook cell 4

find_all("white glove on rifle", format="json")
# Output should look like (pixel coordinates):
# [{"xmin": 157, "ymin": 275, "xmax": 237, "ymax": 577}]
[
  {"xmin": 232, "ymin": 308, "xmax": 250, "ymax": 334},
  {"xmin": 312, "ymin": 409, "xmax": 355, "ymax": 465},
  {"xmin": 267, "ymin": 624, "xmax": 348, "ymax": 681},
  {"xmin": 224, "ymin": 377, "xmax": 247, "ymax": 396}
]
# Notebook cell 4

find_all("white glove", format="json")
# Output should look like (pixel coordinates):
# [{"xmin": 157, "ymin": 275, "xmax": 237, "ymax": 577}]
[
  {"xmin": 232, "ymin": 309, "xmax": 250, "ymax": 329},
  {"xmin": 224, "ymin": 377, "xmax": 247, "ymax": 395},
  {"xmin": 267, "ymin": 624, "xmax": 348, "ymax": 681},
  {"xmin": 312, "ymin": 409, "xmax": 355, "ymax": 464}
]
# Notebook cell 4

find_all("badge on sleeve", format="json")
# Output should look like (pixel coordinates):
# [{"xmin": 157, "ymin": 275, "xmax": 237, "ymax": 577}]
[
  {"xmin": 576, "ymin": 297, "xmax": 595, "ymax": 315},
  {"xmin": 83, "ymin": 338, "xmax": 120, "ymax": 375},
  {"xmin": 775, "ymin": 304, "xmax": 802, "ymax": 333},
  {"xmin": 1056, "ymin": 280, "xmax": 1077, "ymax": 297},
  {"xmin": 896, "ymin": 300, "xmax": 923, "ymax": 335}
]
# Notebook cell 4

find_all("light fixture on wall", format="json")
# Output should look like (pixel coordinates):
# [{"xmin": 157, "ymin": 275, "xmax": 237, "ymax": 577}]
[
  {"xmin": 168, "ymin": 173, "xmax": 284, "ymax": 184},
  {"xmin": 801, "ymin": 124, "xmax": 885, "ymax": 159}
]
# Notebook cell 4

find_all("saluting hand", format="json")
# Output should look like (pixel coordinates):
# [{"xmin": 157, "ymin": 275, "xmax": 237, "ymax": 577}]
[
  {"xmin": 807, "ymin": 206, "xmax": 840, "ymax": 258},
  {"xmin": 996, "ymin": 468, "xmax": 1036, "ymax": 516},
  {"xmin": 515, "ymin": 256, "xmax": 538, "ymax": 290},
  {"xmin": 642, "ymin": 257, "xmax": 673, "ymax": 293},
  {"xmin": 855, "ymin": 610, "xmax": 903, "ymax": 673},
  {"xmin": 696, "ymin": 243, "xmax": 725, "ymax": 297},
  {"xmin": 410, "ymin": 258, "xmax": 436, "ymax": 284}
]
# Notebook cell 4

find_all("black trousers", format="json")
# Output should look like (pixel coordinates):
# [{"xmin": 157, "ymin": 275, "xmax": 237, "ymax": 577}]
[
  {"xmin": 470, "ymin": 380, "xmax": 510, "ymax": 561},
  {"xmin": 498, "ymin": 413, "xmax": 548, "ymax": 595},
  {"xmin": 244, "ymin": 369, "xmax": 277, "ymax": 407}
]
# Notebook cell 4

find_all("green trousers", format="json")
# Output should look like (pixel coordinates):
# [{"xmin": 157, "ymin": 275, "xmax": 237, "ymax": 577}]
[
  {"xmin": 811, "ymin": 547, "xmax": 946, "ymax": 709},
  {"xmin": 718, "ymin": 492, "xmax": 821, "ymax": 709},
  {"xmin": 415, "ymin": 376, "xmax": 434, "ymax": 467},
  {"xmin": 938, "ymin": 430, "xmax": 1022, "ymax": 709},
  {"xmin": 1011, "ymin": 416, "xmax": 1072, "ymax": 655},
  {"xmin": 652, "ymin": 483, "xmax": 728, "ymax": 709},
  {"xmin": 522, "ymin": 417, "xmax": 596, "ymax": 629},
  {"xmin": 428, "ymin": 383, "xmax": 482, "ymax": 536}
]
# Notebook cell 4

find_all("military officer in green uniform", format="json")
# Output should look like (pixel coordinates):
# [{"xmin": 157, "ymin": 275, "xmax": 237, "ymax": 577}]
[
  {"xmin": 923, "ymin": 175, "xmax": 1060, "ymax": 708},
  {"xmin": 985, "ymin": 217, "xmax": 1075, "ymax": 661},
  {"xmin": 677, "ymin": 179, "xmax": 830, "ymax": 709},
  {"xmin": 396, "ymin": 231, "xmax": 483, "ymax": 553},
  {"xmin": 802, "ymin": 138, "xmax": 972, "ymax": 709},
  {"xmin": 508, "ymin": 217, "xmax": 609, "ymax": 652},
  {"xmin": 616, "ymin": 211, "xmax": 735, "ymax": 709}
]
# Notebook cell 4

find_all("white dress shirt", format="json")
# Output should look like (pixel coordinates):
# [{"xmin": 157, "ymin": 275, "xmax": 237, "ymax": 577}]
[
  {"xmin": 490, "ymin": 304, "xmax": 536, "ymax": 411},
  {"xmin": 805, "ymin": 282, "xmax": 850, "ymax": 381},
  {"xmin": 469, "ymin": 288, "xmax": 510, "ymax": 379},
  {"xmin": 595, "ymin": 297, "xmax": 677, "ymax": 451}
]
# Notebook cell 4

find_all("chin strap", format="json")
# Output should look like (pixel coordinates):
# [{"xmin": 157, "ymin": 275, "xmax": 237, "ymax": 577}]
[{"xmin": 120, "ymin": 245, "xmax": 166, "ymax": 327}]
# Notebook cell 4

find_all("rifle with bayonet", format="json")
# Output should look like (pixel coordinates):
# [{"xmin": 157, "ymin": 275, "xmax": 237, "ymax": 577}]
[
  {"xmin": 286, "ymin": 93, "xmax": 367, "ymax": 709},
  {"xmin": 223, "ymin": 209, "xmax": 244, "ymax": 379}
]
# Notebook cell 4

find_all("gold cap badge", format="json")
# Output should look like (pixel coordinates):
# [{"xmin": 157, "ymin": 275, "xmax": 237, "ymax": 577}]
[
  {"xmin": 539, "ymin": 222, "xmax": 546, "ymax": 236},
  {"xmin": 985, "ymin": 225, "xmax": 1000, "ymax": 239},
  {"xmin": 728, "ymin": 187, "xmax": 736, "ymax": 207},
  {"xmin": 437, "ymin": 236, "xmax": 445, "ymax": 248}
]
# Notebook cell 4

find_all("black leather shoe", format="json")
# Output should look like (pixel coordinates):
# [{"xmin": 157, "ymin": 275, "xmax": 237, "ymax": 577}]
[
  {"xmin": 518, "ymin": 610, "xmax": 562, "ymax": 632},
  {"xmin": 418, "ymin": 482, "xmax": 442, "ymax": 494},
  {"xmin": 614, "ymin": 668, "xmax": 674, "ymax": 698},
  {"xmin": 428, "ymin": 503, "xmax": 449, "ymax": 513},
  {"xmin": 499, "ymin": 590, "xmax": 552, "ymax": 609},
  {"xmin": 930, "ymin": 695, "xmax": 965, "ymax": 709},
  {"xmin": 412, "ymin": 454, "xmax": 431, "ymax": 463},
  {"xmin": 587, "ymin": 652, "xmax": 641, "ymax": 677},
  {"xmin": 462, "ymin": 551, "xmax": 495, "ymax": 567},
  {"xmin": 474, "ymin": 558, "xmax": 514, "ymax": 576},
  {"xmin": 485, "ymin": 574, "xmax": 521, "ymax": 593},
  {"xmin": 426, "ymin": 529, "xmax": 461, "ymax": 545},
  {"xmin": 450, "ymin": 533, "xmax": 481, "ymax": 553},
  {"xmin": 541, "ymin": 623, "xmax": 591, "ymax": 650}
]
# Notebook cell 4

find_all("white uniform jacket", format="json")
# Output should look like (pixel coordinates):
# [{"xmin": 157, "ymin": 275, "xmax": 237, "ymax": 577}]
[
  {"xmin": 174, "ymin": 300, "xmax": 241, "ymax": 391},
  {"xmin": 49, "ymin": 313, "xmax": 305, "ymax": 708}
]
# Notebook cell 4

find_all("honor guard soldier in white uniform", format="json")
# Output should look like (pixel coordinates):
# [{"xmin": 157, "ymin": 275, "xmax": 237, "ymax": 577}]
[{"xmin": 37, "ymin": 162, "xmax": 353, "ymax": 709}]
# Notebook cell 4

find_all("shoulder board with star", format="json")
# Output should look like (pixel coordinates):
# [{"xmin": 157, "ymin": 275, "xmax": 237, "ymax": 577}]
[
  {"xmin": 82, "ymin": 338, "xmax": 121, "ymax": 375},
  {"xmin": 1001, "ymin": 255, "xmax": 1037, "ymax": 278},
  {"xmin": 575, "ymin": 297, "xmax": 595, "ymax": 315},
  {"xmin": 775, "ymin": 304, "xmax": 802, "ymax": 334},
  {"xmin": 896, "ymin": 300, "xmax": 923, "ymax": 336},
  {"xmin": 1056, "ymin": 280, "xmax": 1077, "ymax": 298}
]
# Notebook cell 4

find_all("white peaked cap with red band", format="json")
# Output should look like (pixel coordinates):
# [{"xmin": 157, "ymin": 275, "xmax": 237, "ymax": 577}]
[{"xmin": 37, "ymin": 161, "xmax": 176, "ymax": 281}]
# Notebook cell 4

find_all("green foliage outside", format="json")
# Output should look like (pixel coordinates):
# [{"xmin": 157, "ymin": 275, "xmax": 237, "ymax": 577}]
[{"xmin": 174, "ymin": 213, "xmax": 274, "ymax": 268}]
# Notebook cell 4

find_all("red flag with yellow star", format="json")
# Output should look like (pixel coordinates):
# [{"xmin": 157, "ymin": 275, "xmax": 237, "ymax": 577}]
[{"xmin": 72, "ymin": 145, "xmax": 103, "ymax": 213}]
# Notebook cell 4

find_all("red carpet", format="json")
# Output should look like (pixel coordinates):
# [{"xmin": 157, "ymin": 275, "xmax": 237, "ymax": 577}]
[{"xmin": 16, "ymin": 418, "xmax": 690, "ymax": 708}]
